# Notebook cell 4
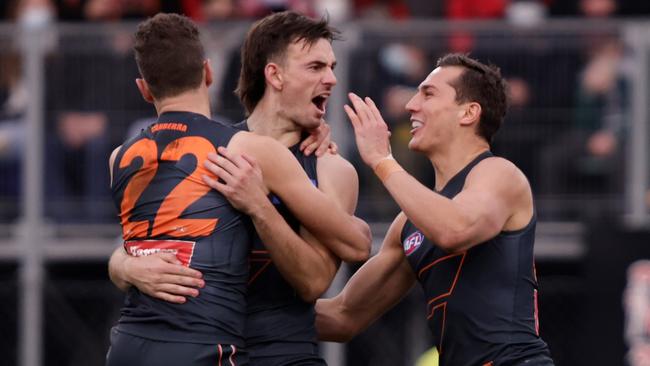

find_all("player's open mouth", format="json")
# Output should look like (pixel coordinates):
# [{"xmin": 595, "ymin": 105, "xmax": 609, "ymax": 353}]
[
  {"xmin": 410, "ymin": 119, "xmax": 423, "ymax": 134},
  {"xmin": 312, "ymin": 94, "xmax": 329, "ymax": 113}
]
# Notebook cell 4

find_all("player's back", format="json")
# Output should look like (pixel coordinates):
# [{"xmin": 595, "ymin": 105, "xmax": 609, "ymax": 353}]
[
  {"xmin": 111, "ymin": 111, "xmax": 252, "ymax": 347},
  {"xmin": 401, "ymin": 151, "xmax": 551, "ymax": 366},
  {"xmin": 234, "ymin": 121, "xmax": 323, "ymax": 363}
]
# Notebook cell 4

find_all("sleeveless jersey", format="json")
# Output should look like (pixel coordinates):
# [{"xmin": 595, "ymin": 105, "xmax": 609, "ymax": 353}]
[
  {"xmin": 111, "ymin": 111, "xmax": 252, "ymax": 346},
  {"xmin": 234, "ymin": 120, "xmax": 321, "ymax": 357},
  {"xmin": 400, "ymin": 151, "xmax": 550, "ymax": 366}
]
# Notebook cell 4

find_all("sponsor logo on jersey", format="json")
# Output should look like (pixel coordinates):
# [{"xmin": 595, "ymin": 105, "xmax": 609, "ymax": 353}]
[
  {"xmin": 151, "ymin": 122, "xmax": 188, "ymax": 133},
  {"xmin": 124, "ymin": 240, "xmax": 196, "ymax": 267},
  {"xmin": 403, "ymin": 231, "xmax": 424, "ymax": 256}
]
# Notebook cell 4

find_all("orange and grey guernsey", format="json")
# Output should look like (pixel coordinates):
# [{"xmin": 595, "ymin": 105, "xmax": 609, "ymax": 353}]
[
  {"xmin": 400, "ymin": 151, "xmax": 552, "ymax": 366},
  {"xmin": 234, "ymin": 120, "xmax": 323, "ymax": 361},
  {"xmin": 111, "ymin": 111, "xmax": 252, "ymax": 347}
]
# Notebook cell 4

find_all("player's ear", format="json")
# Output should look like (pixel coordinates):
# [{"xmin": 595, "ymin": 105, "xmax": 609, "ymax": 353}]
[
  {"xmin": 459, "ymin": 102, "xmax": 481, "ymax": 127},
  {"xmin": 135, "ymin": 78, "xmax": 154, "ymax": 103},
  {"xmin": 264, "ymin": 62, "xmax": 283, "ymax": 91},
  {"xmin": 204, "ymin": 59, "xmax": 213, "ymax": 87}
]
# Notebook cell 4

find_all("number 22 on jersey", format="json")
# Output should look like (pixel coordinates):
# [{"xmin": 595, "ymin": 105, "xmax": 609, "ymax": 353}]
[{"xmin": 118, "ymin": 136, "xmax": 219, "ymax": 240}]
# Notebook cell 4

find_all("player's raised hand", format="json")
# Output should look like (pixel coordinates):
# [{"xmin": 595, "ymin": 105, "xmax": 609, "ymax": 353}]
[
  {"xmin": 123, "ymin": 253, "xmax": 204, "ymax": 304},
  {"xmin": 202, "ymin": 146, "xmax": 271, "ymax": 215},
  {"xmin": 344, "ymin": 93, "xmax": 392, "ymax": 168}
]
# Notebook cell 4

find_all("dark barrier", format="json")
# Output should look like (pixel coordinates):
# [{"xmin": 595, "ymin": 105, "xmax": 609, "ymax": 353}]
[{"xmin": 581, "ymin": 218, "xmax": 650, "ymax": 366}]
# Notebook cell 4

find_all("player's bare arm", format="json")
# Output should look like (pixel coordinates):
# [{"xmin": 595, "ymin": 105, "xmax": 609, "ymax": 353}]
[
  {"xmin": 202, "ymin": 146, "xmax": 339, "ymax": 302},
  {"xmin": 315, "ymin": 212, "xmax": 416, "ymax": 342},
  {"xmin": 107, "ymin": 246, "xmax": 205, "ymax": 304},
  {"xmin": 109, "ymin": 145, "xmax": 121, "ymax": 188},
  {"xmin": 311, "ymin": 152, "xmax": 366, "ymax": 261},
  {"xmin": 345, "ymin": 93, "xmax": 533, "ymax": 253},
  {"xmin": 206, "ymin": 132, "xmax": 372, "ymax": 260},
  {"xmin": 201, "ymin": 150, "xmax": 361, "ymax": 301}
]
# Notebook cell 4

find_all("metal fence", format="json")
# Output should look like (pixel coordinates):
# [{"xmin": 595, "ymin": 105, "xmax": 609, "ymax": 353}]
[{"xmin": 0, "ymin": 19, "xmax": 649, "ymax": 366}]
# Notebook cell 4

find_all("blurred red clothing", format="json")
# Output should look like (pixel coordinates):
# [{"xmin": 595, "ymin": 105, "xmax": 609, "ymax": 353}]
[
  {"xmin": 354, "ymin": 0, "xmax": 410, "ymax": 19},
  {"xmin": 447, "ymin": 0, "xmax": 508, "ymax": 19}
]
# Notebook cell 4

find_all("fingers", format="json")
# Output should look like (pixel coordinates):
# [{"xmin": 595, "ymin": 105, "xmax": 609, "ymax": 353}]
[
  {"xmin": 314, "ymin": 139, "xmax": 330, "ymax": 157},
  {"xmin": 157, "ymin": 254, "xmax": 203, "ymax": 279},
  {"xmin": 239, "ymin": 153, "xmax": 260, "ymax": 171},
  {"xmin": 344, "ymin": 104, "xmax": 361, "ymax": 131},
  {"xmin": 160, "ymin": 274, "xmax": 204, "ymax": 290},
  {"xmin": 156, "ymin": 252, "xmax": 183, "ymax": 266},
  {"xmin": 365, "ymin": 96, "xmax": 385, "ymax": 126},
  {"xmin": 203, "ymin": 154, "xmax": 248, "ymax": 189},
  {"xmin": 204, "ymin": 153, "xmax": 231, "ymax": 184},
  {"xmin": 152, "ymin": 291, "xmax": 188, "ymax": 304},
  {"xmin": 348, "ymin": 93, "xmax": 373, "ymax": 125},
  {"xmin": 327, "ymin": 141, "xmax": 338, "ymax": 155},
  {"xmin": 207, "ymin": 151, "xmax": 239, "ymax": 177},
  {"xmin": 301, "ymin": 122, "xmax": 330, "ymax": 156},
  {"xmin": 202, "ymin": 173, "xmax": 230, "ymax": 195},
  {"xmin": 300, "ymin": 135, "xmax": 317, "ymax": 155},
  {"xmin": 151, "ymin": 283, "xmax": 200, "ymax": 304}
]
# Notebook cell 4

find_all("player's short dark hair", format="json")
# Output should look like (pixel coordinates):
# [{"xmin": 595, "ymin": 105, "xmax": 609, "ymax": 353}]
[
  {"xmin": 236, "ymin": 11, "xmax": 341, "ymax": 114},
  {"xmin": 437, "ymin": 53, "xmax": 508, "ymax": 144},
  {"xmin": 133, "ymin": 13, "xmax": 205, "ymax": 100}
]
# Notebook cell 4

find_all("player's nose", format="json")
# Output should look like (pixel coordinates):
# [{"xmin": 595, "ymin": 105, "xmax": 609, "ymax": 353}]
[{"xmin": 323, "ymin": 67, "xmax": 337, "ymax": 86}]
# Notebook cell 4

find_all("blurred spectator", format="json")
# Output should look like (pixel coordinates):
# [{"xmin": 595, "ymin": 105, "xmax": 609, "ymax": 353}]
[
  {"xmin": 446, "ymin": 0, "xmax": 508, "ymax": 52},
  {"xmin": 624, "ymin": 260, "xmax": 650, "ymax": 366},
  {"xmin": 506, "ymin": 0, "xmax": 547, "ymax": 27},
  {"xmin": 0, "ymin": 0, "xmax": 54, "ymax": 219},
  {"xmin": 547, "ymin": 0, "xmax": 650, "ymax": 17},
  {"xmin": 313, "ymin": 0, "xmax": 351, "ymax": 21},
  {"xmin": 238, "ymin": 0, "xmax": 316, "ymax": 18},
  {"xmin": 53, "ymin": 0, "xmax": 160, "ymax": 21},
  {"xmin": 43, "ymin": 0, "xmax": 151, "ymax": 222},
  {"xmin": 538, "ymin": 38, "xmax": 629, "ymax": 208},
  {"xmin": 202, "ymin": 0, "xmax": 235, "ymax": 20},
  {"xmin": 352, "ymin": 0, "xmax": 409, "ymax": 19},
  {"xmin": 350, "ymin": 42, "xmax": 435, "ymax": 218},
  {"xmin": 448, "ymin": 0, "xmax": 508, "ymax": 19},
  {"xmin": 404, "ymin": 0, "xmax": 444, "ymax": 18},
  {"xmin": 0, "ymin": 49, "xmax": 24, "ymax": 217},
  {"xmin": 83, "ymin": 0, "xmax": 159, "ymax": 21}
]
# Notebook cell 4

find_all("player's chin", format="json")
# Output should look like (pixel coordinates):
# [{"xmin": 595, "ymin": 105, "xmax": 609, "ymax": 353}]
[
  {"xmin": 408, "ymin": 138, "xmax": 421, "ymax": 152},
  {"xmin": 304, "ymin": 115, "xmax": 323, "ymax": 129}
]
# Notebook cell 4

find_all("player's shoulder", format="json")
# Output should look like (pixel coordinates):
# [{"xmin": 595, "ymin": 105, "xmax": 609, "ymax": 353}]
[
  {"xmin": 317, "ymin": 152, "xmax": 357, "ymax": 178},
  {"xmin": 470, "ymin": 155, "xmax": 531, "ymax": 198},
  {"xmin": 472, "ymin": 156, "xmax": 527, "ymax": 183},
  {"xmin": 229, "ymin": 130, "xmax": 282, "ymax": 152}
]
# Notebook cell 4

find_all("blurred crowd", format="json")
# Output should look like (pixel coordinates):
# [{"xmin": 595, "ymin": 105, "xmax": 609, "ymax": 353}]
[
  {"xmin": 0, "ymin": 0, "xmax": 648, "ymax": 223},
  {"xmin": 2, "ymin": 0, "xmax": 650, "ymax": 23}
]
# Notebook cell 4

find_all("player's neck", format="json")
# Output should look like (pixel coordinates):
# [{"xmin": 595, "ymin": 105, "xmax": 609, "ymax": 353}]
[
  {"xmin": 247, "ymin": 99, "xmax": 302, "ymax": 148},
  {"xmin": 154, "ymin": 89, "xmax": 211, "ymax": 119},
  {"xmin": 430, "ymin": 140, "xmax": 490, "ymax": 191}
]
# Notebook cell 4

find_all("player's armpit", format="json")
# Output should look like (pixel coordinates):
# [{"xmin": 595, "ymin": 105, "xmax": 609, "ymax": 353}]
[{"xmin": 315, "ymin": 213, "xmax": 415, "ymax": 341}]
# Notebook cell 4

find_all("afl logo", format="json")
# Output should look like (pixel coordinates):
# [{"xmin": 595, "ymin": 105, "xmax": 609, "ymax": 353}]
[{"xmin": 403, "ymin": 231, "xmax": 424, "ymax": 256}]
